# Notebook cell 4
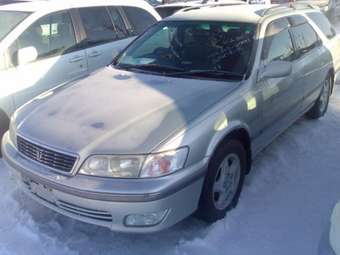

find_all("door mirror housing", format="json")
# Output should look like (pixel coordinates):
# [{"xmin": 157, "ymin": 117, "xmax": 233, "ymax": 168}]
[
  {"xmin": 17, "ymin": 46, "xmax": 38, "ymax": 66},
  {"xmin": 261, "ymin": 61, "xmax": 292, "ymax": 79}
]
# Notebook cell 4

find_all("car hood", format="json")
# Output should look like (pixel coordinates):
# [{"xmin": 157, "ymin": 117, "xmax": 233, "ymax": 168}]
[{"xmin": 16, "ymin": 67, "xmax": 239, "ymax": 155}]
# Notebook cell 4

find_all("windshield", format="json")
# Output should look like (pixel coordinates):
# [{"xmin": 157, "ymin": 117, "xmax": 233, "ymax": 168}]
[
  {"xmin": 0, "ymin": 11, "xmax": 31, "ymax": 41},
  {"xmin": 116, "ymin": 21, "xmax": 256, "ymax": 80},
  {"xmin": 156, "ymin": 7, "xmax": 187, "ymax": 18}
]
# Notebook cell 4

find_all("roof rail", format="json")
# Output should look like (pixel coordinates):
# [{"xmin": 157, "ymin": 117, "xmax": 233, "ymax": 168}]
[{"xmin": 259, "ymin": 3, "xmax": 317, "ymax": 17}]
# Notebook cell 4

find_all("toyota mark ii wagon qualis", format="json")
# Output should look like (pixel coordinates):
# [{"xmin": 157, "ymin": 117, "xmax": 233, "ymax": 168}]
[{"xmin": 1, "ymin": 4, "xmax": 335, "ymax": 232}]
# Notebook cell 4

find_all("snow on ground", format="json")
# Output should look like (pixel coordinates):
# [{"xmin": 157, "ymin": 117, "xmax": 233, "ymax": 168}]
[{"xmin": 1, "ymin": 23, "xmax": 340, "ymax": 255}]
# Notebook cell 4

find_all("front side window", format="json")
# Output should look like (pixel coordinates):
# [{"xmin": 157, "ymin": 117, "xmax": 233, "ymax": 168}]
[
  {"xmin": 10, "ymin": 11, "xmax": 76, "ymax": 64},
  {"xmin": 122, "ymin": 6, "xmax": 157, "ymax": 35},
  {"xmin": 116, "ymin": 21, "xmax": 255, "ymax": 80},
  {"xmin": 79, "ymin": 7, "xmax": 115, "ymax": 46},
  {"xmin": 0, "ymin": 11, "xmax": 31, "ymax": 41},
  {"xmin": 290, "ymin": 22, "xmax": 319, "ymax": 56},
  {"xmin": 307, "ymin": 12, "xmax": 336, "ymax": 39},
  {"xmin": 262, "ymin": 19, "xmax": 294, "ymax": 64}
]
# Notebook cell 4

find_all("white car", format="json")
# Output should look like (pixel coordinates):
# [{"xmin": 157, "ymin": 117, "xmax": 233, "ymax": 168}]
[
  {"xmin": 0, "ymin": 0, "xmax": 160, "ymax": 151},
  {"xmin": 155, "ymin": 0, "xmax": 246, "ymax": 18}
]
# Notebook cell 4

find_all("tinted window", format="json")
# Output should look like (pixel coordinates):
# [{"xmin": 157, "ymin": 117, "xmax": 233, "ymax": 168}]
[
  {"xmin": 307, "ymin": 12, "xmax": 336, "ymax": 39},
  {"xmin": 11, "ymin": 11, "xmax": 76, "ymax": 64},
  {"xmin": 262, "ymin": 20, "xmax": 294, "ymax": 63},
  {"xmin": 290, "ymin": 23, "xmax": 319, "ymax": 55},
  {"xmin": 117, "ymin": 21, "xmax": 255, "ymax": 79},
  {"xmin": 79, "ymin": 7, "xmax": 115, "ymax": 46},
  {"xmin": 156, "ymin": 6, "xmax": 184, "ymax": 18},
  {"xmin": 122, "ymin": 6, "xmax": 157, "ymax": 35},
  {"xmin": 107, "ymin": 7, "xmax": 129, "ymax": 39}
]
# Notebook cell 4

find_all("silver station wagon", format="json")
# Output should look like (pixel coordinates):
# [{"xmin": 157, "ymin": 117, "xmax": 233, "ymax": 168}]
[{"xmin": 2, "ymin": 4, "xmax": 335, "ymax": 233}]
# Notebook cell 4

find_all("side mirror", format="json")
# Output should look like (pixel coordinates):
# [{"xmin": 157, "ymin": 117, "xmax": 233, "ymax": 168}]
[
  {"xmin": 17, "ymin": 46, "xmax": 38, "ymax": 66},
  {"xmin": 261, "ymin": 61, "xmax": 292, "ymax": 79}
]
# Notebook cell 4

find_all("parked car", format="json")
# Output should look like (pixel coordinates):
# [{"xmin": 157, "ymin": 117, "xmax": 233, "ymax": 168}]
[
  {"xmin": 0, "ymin": 0, "xmax": 161, "ymax": 152},
  {"xmin": 155, "ymin": 0, "xmax": 246, "ymax": 18},
  {"xmin": 295, "ymin": 0, "xmax": 340, "ymax": 20},
  {"xmin": 247, "ymin": 0, "xmax": 291, "ymax": 5},
  {"xmin": 2, "ymin": 4, "xmax": 334, "ymax": 233}
]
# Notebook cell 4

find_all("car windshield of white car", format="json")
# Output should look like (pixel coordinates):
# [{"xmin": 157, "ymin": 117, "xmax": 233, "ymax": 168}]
[
  {"xmin": 0, "ymin": 11, "xmax": 31, "ymax": 41},
  {"xmin": 116, "ymin": 21, "xmax": 256, "ymax": 80}
]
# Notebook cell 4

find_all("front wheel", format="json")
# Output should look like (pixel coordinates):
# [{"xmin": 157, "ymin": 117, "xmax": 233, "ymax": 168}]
[
  {"xmin": 306, "ymin": 76, "xmax": 332, "ymax": 119},
  {"xmin": 196, "ymin": 140, "xmax": 246, "ymax": 222}
]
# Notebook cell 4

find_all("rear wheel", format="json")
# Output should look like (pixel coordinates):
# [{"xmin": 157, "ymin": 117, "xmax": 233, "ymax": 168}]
[
  {"xmin": 306, "ymin": 76, "xmax": 331, "ymax": 119},
  {"xmin": 196, "ymin": 140, "xmax": 246, "ymax": 222}
]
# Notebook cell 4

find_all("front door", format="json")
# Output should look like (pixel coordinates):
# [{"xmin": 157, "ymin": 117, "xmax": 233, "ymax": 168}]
[{"xmin": 9, "ymin": 10, "xmax": 88, "ymax": 108}]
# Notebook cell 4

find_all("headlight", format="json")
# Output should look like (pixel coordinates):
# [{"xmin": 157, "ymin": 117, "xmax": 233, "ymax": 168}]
[
  {"xmin": 140, "ymin": 147, "xmax": 189, "ymax": 178},
  {"xmin": 79, "ymin": 147, "xmax": 189, "ymax": 178},
  {"xmin": 79, "ymin": 155, "xmax": 144, "ymax": 178}
]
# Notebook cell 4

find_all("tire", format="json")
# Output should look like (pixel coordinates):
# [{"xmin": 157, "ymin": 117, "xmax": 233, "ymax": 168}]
[
  {"xmin": 306, "ymin": 76, "xmax": 332, "ymax": 119},
  {"xmin": 196, "ymin": 140, "xmax": 246, "ymax": 222},
  {"xmin": 0, "ymin": 111, "xmax": 10, "ymax": 158}
]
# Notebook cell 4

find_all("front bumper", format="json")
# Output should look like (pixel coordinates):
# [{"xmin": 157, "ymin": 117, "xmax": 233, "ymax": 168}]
[{"xmin": 2, "ymin": 132, "xmax": 207, "ymax": 233}]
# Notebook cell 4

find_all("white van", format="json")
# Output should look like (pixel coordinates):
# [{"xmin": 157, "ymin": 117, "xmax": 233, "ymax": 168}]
[{"xmin": 0, "ymin": 0, "xmax": 160, "ymax": 148}]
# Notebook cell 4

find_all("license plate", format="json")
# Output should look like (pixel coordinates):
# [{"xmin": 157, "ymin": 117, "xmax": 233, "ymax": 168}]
[{"xmin": 29, "ymin": 181, "xmax": 55, "ymax": 204}]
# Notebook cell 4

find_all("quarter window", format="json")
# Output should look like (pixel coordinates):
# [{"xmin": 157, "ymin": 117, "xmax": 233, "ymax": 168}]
[
  {"xmin": 307, "ymin": 12, "xmax": 336, "ymax": 39},
  {"xmin": 10, "ymin": 11, "xmax": 76, "ymax": 64},
  {"xmin": 262, "ymin": 20, "xmax": 294, "ymax": 63},
  {"xmin": 79, "ymin": 7, "xmax": 115, "ymax": 46},
  {"xmin": 290, "ymin": 23, "xmax": 319, "ymax": 56},
  {"xmin": 122, "ymin": 6, "xmax": 157, "ymax": 35}
]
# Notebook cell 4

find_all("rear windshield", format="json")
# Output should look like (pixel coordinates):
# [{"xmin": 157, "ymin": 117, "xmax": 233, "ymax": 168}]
[{"xmin": 0, "ymin": 11, "xmax": 31, "ymax": 41}]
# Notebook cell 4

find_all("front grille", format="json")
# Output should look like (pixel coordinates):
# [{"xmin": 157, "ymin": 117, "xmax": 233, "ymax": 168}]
[
  {"xmin": 57, "ymin": 200, "xmax": 113, "ymax": 222},
  {"xmin": 17, "ymin": 136, "xmax": 77, "ymax": 173}
]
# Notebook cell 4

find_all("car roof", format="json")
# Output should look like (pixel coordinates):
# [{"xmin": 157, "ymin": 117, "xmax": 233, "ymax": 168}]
[
  {"xmin": 0, "ymin": 0, "xmax": 155, "ymax": 13},
  {"xmin": 166, "ymin": 4, "xmax": 268, "ymax": 23}
]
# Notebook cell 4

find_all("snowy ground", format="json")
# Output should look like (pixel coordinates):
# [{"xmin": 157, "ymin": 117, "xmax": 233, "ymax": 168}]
[{"xmin": 1, "ymin": 24, "xmax": 340, "ymax": 255}]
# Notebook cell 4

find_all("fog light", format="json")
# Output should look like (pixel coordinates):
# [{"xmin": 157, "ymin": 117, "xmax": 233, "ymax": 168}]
[{"xmin": 125, "ymin": 210, "xmax": 169, "ymax": 227}]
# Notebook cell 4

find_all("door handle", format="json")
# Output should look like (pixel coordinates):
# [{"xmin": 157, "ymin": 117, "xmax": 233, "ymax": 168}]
[
  {"xmin": 69, "ymin": 56, "xmax": 84, "ymax": 63},
  {"xmin": 88, "ymin": 51, "xmax": 102, "ymax": 58}
]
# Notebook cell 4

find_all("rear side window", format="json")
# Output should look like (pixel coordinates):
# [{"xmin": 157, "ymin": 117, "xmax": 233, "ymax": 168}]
[
  {"xmin": 11, "ymin": 11, "xmax": 76, "ymax": 63},
  {"xmin": 122, "ymin": 6, "xmax": 157, "ymax": 35},
  {"xmin": 290, "ymin": 22, "xmax": 319, "ymax": 56},
  {"xmin": 79, "ymin": 7, "xmax": 115, "ymax": 46},
  {"xmin": 307, "ymin": 12, "xmax": 336, "ymax": 39},
  {"xmin": 107, "ymin": 7, "xmax": 129, "ymax": 39},
  {"xmin": 262, "ymin": 18, "xmax": 294, "ymax": 63}
]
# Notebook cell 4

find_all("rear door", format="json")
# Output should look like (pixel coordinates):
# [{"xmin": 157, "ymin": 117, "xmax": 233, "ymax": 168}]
[
  {"xmin": 288, "ymin": 15, "xmax": 328, "ymax": 110},
  {"xmin": 306, "ymin": 12, "xmax": 340, "ymax": 76}
]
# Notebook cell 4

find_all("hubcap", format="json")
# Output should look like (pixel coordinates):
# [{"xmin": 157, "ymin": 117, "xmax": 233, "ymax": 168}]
[
  {"xmin": 213, "ymin": 154, "xmax": 241, "ymax": 210},
  {"xmin": 319, "ymin": 79, "xmax": 330, "ymax": 112}
]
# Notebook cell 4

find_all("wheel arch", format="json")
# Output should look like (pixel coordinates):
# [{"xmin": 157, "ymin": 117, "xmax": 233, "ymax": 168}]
[
  {"xmin": 207, "ymin": 124, "xmax": 252, "ymax": 175},
  {"xmin": 0, "ymin": 108, "xmax": 10, "ymax": 156}
]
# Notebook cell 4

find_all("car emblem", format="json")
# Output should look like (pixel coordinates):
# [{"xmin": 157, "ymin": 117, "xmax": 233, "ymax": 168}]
[{"xmin": 36, "ymin": 149, "xmax": 43, "ymax": 161}]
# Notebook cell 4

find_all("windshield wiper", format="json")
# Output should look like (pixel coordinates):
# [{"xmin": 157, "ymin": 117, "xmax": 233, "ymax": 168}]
[
  {"xmin": 172, "ymin": 69, "xmax": 245, "ymax": 79},
  {"xmin": 117, "ymin": 63, "xmax": 185, "ymax": 73}
]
